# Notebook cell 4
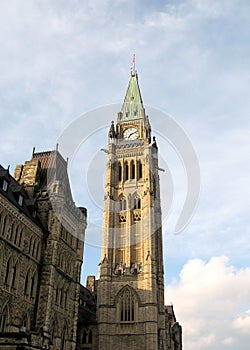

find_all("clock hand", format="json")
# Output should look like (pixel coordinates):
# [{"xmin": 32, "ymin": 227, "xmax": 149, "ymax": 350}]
[{"xmin": 128, "ymin": 131, "xmax": 137, "ymax": 138}]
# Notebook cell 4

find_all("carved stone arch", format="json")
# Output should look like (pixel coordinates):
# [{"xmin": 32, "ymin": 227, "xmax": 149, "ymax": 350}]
[
  {"xmin": 137, "ymin": 159, "xmax": 143, "ymax": 179},
  {"xmin": 29, "ymin": 235, "xmax": 33, "ymax": 254},
  {"xmin": 118, "ymin": 193, "xmax": 127, "ymax": 211},
  {"xmin": 50, "ymin": 316, "xmax": 59, "ymax": 345},
  {"xmin": 36, "ymin": 240, "xmax": 41, "ymax": 260},
  {"xmin": 6, "ymin": 215, "xmax": 13, "ymax": 240},
  {"xmin": 9, "ymin": 255, "xmax": 20, "ymax": 289},
  {"xmin": 9, "ymin": 220, "xmax": 18, "ymax": 242},
  {"xmin": 18, "ymin": 226, "xmax": 24, "ymax": 247},
  {"xmin": 0, "ymin": 302, "xmax": 11, "ymax": 332},
  {"xmin": 130, "ymin": 159, "xmax": 135, "ymax": 179},
  {"xmin": 30, "ymin": 267, "xmax": 38, "ymax": 298},
  {"xmin": 115, "ymin": 285, "xmax": 139, "ymax": 323},
  {"xmin": 13, "ymin": 222, "xmax": 20, "ymax": 245},
  {"xmin": 55, "ymin": 278, "xmax": 64, "ymax": 306},
  {"xmin": 24, "ymin": 268, "xmax": 31, "ymax": 295},
  {"xmin": 118, "ymin": 161, "xmax": 122, "ymax": 181},
  {"xmin": 3, "ymin": 254, "xmax": 12, "ymax": 286},
  {"xmin": 1, "ymin": 213, "xmax": 11, "ymax": 237},
  {"xmin": 132, "ymin": 191, "xmax": 141, "ymax": 210},
  {"xmin": 20, "ymin": 310, "xmax": 31, "ymax": 331},
  {"xmin": 60, "ymin": 320, "xmax": 69, "ymax": 350},
  {"xmin": 81, "ymin": 327, "xmax": 88, "ymax": 344},
  {"xmin": 31, "ymin": 238, "xmax": 37, "ymax": 257},
  {"xmin": 124, "ymin": 160, "xmax": 129, "ymax": 180}
]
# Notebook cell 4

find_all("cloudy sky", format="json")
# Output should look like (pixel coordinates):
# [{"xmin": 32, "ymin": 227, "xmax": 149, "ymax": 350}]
[{"xmin": 0, "ymin": 0, "xmax": 250, "ymax": 349}]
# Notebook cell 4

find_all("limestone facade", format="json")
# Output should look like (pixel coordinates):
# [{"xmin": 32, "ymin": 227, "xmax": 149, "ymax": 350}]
[
  {"xmin": 0, "ymin": 150, "xmax": 87, "ymax": 350},
  {"xmin": 97, "ymin": 72, "xmax": 182, "ymax": 349}
]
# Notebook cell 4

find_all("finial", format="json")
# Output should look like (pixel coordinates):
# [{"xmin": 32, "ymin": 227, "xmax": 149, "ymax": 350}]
[
  {"xmin": 32, "ymin": 147, "xmax": 35, "ymax": 156},
  {"xmin": 130, "ymin": 54, "xmax": 136, "ymax": 76},
  {"xmin": 56, "ymin": 143, "xmax": 59, "ymax": 151}
]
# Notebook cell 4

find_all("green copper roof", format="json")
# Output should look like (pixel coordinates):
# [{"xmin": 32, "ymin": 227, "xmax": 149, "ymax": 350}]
[{"xmin": 120, "ymin": 73, "xmax": 144, "ymax": 121}]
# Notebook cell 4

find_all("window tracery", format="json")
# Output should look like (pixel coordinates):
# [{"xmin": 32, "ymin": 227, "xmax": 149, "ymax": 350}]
[{"xmin": 118, "ymin": 287, "xmax": 136, "ymax": 322}]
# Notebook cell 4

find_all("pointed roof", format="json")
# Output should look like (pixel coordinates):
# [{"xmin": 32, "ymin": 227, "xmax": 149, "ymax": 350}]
[{"xmin": 120, "ymin": 72, "xmax": 144, "ymax": 121}]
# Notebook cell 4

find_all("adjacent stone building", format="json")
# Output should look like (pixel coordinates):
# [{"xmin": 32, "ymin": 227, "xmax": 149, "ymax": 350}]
[
  {"xmin": 0, "ymin": 150, "xmax": 87, "ymax": 349},
  {"xmin": 0, "ymin": 68, "xmax": 182, "ymax": 349}
]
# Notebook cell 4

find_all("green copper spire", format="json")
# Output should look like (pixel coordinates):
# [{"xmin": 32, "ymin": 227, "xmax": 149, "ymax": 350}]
[{"xmin": 120, "ymin": 59, "xmax": 144, "ymax": 121}]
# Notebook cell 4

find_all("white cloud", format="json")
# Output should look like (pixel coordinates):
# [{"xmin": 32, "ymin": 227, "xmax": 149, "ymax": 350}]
[
  {"xmin": 233, "ymin": 310, "xmax": 250, "ymax": 334},
  {"xmin": 166, "ymin": 256, "xmax": 250, "ymax": 350}
]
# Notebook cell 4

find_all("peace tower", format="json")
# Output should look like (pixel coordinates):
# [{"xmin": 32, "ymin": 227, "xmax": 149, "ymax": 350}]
[{"xmin": 97, "ymin": 64, "xmax": 182, "ymax": 350}]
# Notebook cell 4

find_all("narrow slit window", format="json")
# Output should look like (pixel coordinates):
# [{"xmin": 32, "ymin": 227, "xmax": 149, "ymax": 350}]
[
  {"xmin": 125, "ymin": 162, "xmax": 129, "ymax": 180},
  {"xmin": 118, "ymin": 163, "xmax": 122, "ymax": 181},
  {"xmin": 131, "ymin": 161, "xmax": 135, "ymax": 179}
]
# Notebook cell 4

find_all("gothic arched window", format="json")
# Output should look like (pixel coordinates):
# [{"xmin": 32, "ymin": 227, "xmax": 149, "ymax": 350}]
[
  {"xmin": 119, "ymin": 196, "xmax": 127, "ymax": 211},
  {"xmin": 18, "ymin": 229, "xmax": 23, "ymax": 247},
  {"xmin": 3, "ymin": 259, "xmax": 10, "ymax": 285},
  {"xmin": 125, "ymin": 162, "xmax": 129, "ymax": 180},
  {"xmin": 24, "ymin": 272, "xmax": 29, "ymax": 295},
  {"xmin": 0, "ymin": 306, "xmax": 9, "ymax": 332},
  {"xmin": 133, "ymin": 195, "xmax": 141, "ymax": 210},
  {"xmin": 32, "ymin": 240, "xmax": 36, "ymax": 257},
  {"xmin": 118, "ymin": 163, "xmax": 122, "ymax": 181},
  {"xmin": 1, "ymin": 216, "xmax": 7, "ymax": 235},
  {"xmin": 88, "ymin": 329, "xmax": 93, "ymax": 344},
  {"xmin": 10, "ymin": 263, "xmax": 17, "ymax": 288},
  {"xmin": 14, "ymin": 225, "xmax": 19, "ymax": 245},
  {"xmin": 82, "ymin": 329, "xmax": 87, "ymax": 344},
  {"xmin": 8, "ymin": 222, "xmax": 14, "ymax": 241},
  {"xmin": 138, "ymin": 161, "xmax": 143, "ymax": 179},
  {"xmin": 30, "ymin": 271, "xmax": 38, "ymax": 297},
  {"xmin": 131, "ymin": 160, "xmax": 135, "ymax": 179},
  {"xmin": 119, "ymin": 287, "xmax": 136, "ymax": 322}
]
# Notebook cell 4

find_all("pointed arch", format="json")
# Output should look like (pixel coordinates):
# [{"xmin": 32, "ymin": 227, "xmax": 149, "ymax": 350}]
[
  {"xmin": 88, "ymin": 329, "xmax": 93, "ymax": 344},
  {"xmin": 7, "ymin": 221, "xmax": 14, "ymax": 241},
  {"xmin": 0, "ymin": 304, "xmax": 10, "ymax": 332},
  {"xmin": 3, "ymin": 258, "xmax": 10, "ymax": 285},
  {"xmin": 18, "ymin": 228, "xmax": 23, "ymax": 247},
  {"xmin": 130, "ymin": 160, "xmax": 135, "ymax": 179},
  {"xmin": 36, "ymin": 241, "xmax": 41, "ymax": 260},
  {"xmin": 137, "ymin": 160, "xmax": 143, "ymax": 179},
  {"xmin": 32, "ymin": 239, "xmax": 37, "ymax": 257},
  {"xmin": 124, "ymin": 161, "xmax": 129, "ymax": 181},
  {"xmin": 10, "ymin": 261, "xmax": 17, "ymax": 288},
  {"xmin": 29, "ymin": 236, "xmax": 33, "ymax": 254},
  {"xmin": 60, "ymin": 323, "xmax": 68, "ymax": 350},
  {"xmin": 50, "ymin": 317, "xmax": 59, "ymax": 345},
  {"xmin": 116, "ymin": 286, "xmax": 138, "ymax": 323},
  {"xmin": 24, "ymin": 270, "xmax": 29, "ymax": 295},
  {"xmin": 1, "ymin": 215, "xmax": 7, "ymax": 235},
  {"xmin": 82, "ymin": 329, "xmax": 87, "ymax": 344},
  {"xmin": 21, "ymin": 312, "xmax": 31, "ymax": 331},
  {"xmin": 132, "ymin": 192, "xmax": 141, "ymax": 210},
  {"xmin": 118, "ymin": 162, "xmax": 122, "ymax": 181},
  {"xmin": 14, "ymin": 224, "xmax": 19, "ymax": 245},
  {"xmin": 119, "ymin": 194, "xmax": 127, "ymax": 211},
  {"xmin": 30, "ymin": 269, "xmax": 38, "ymax": 298}
]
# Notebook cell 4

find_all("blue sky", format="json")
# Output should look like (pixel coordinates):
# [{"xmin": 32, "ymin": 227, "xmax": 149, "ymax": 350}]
[{"xmin": 0, "ymin": 1, "xmax": 250, "ymax": 349}]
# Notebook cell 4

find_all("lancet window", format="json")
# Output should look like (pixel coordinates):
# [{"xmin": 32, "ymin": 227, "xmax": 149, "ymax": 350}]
[{"xmin": 119, "ymin": 287, "xmax": 136, "ymax": 322}]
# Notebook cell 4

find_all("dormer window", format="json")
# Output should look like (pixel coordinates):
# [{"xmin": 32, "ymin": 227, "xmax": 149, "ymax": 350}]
[
  {"xmin": 2, "ymin": 180, "xmax": 8, "ymax": 192},
  {"xmin": 18, "ymin": 195, "xmax": 23, "ymax": 206}
]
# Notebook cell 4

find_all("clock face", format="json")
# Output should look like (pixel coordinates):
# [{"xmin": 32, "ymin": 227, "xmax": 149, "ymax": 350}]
[{"xmin": 123, "ymin": 127, "xmax": 139, "ymax": 140}]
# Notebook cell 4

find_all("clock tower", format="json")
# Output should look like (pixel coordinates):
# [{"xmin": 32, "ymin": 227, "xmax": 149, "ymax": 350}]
[{"xmin": 97, "ymin": 66, "xmax": 182, "ymax": 350}]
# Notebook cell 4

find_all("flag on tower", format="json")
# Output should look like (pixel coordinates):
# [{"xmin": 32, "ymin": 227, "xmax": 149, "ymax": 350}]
[{"xmin": 130, "ymin": 54, "xmax": 135, "ymax": 74}]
